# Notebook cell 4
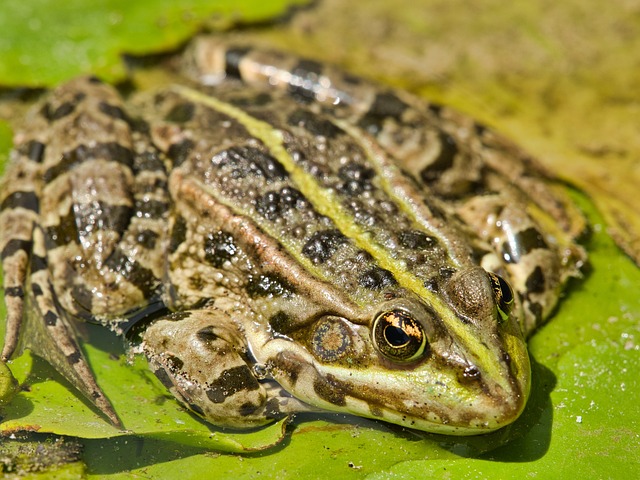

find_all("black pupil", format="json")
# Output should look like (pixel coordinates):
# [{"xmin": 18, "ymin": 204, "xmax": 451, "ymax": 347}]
[
  {"xmin": 384, "ymin": 324, "xmax": 410, "ymax": 347},
  {"xmin": 497, "ymin": 276, "xmax": 513, "ymax": 304}
]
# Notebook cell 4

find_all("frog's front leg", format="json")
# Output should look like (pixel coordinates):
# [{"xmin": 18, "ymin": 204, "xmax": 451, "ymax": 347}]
[{"xmin": 140, "ymin": 307, "xmax": 310, "ymax": 428}]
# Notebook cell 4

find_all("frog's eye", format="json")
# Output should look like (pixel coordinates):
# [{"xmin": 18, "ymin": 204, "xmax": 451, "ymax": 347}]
[
  {"xmin": 372, "ymin": 309, "xmax": 429, "ymax": 363},
  {"xmin": 488, "ymin": 272, "xmax": 514, "ymax": 322}
]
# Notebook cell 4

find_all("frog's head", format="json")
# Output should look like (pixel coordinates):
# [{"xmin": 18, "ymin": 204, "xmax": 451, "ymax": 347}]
[{"xmin": 270, "ymin": 266, "xmax": 530, "ymax": 435}]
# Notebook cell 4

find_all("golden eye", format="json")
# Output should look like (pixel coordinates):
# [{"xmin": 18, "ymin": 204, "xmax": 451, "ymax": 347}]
[
  {"xmin": 488, "ymin": 272, "xmax": 514, "ymax": 322},
  {"xmin": 372, "ymin": 309, "xmax": 428, "ymax": 363}
]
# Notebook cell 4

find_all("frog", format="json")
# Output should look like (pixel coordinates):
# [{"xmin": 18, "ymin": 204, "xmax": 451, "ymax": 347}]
[{"xmin": 0, "ymin": 36, "xmax": 586, "ymax": 434}]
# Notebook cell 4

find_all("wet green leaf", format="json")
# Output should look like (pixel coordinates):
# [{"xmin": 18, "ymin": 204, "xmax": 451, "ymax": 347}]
[
  {"xmin": 0, "ymin": 346, "xmax": 288, "ymax": 452},
  {"xmin": 0, "ymin": 0, "xmax": 307, "ymax": 87}
]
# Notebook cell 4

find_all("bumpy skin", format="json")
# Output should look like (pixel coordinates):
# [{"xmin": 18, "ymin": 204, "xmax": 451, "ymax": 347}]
[{"xmin": 0, "ymin": 37, "xmax": 585, "ymax": 433}]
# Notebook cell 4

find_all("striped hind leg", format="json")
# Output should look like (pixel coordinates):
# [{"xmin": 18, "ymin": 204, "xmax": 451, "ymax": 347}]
[{"xmin": 11, "ymin": 225, "xmax": 122, "ymax": 427}]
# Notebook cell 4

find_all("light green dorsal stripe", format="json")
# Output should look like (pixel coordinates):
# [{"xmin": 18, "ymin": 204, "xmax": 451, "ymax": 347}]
[{"xmin": 171, "ymin": 86, "xmax": 496, "ymax": 374}]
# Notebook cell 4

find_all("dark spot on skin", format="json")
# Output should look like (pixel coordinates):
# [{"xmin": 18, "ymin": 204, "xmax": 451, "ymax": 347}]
[
  {"xmin": 67, "ymin": 351, "xmax": 82, "ymax": 365},
  {"xmin": 230, "ymin": 92, "xmax": 274, "ymax": 108},
  {"xmin": 525, "ymin": 266, "xmax": 546, "ymax": 293},
  {"xmin": 423, "ymin": 278, "xmax": 439, "ymax": 292},
  {"xmin": 1, "ymin": 239, "xmax": 32, "ymax": 261},
  {"xmin": 154, "ymin": 367, "xmax": 175, "ymax": 390},
  {"xmin": 98, "ymin": 102, "xmax": 128, "ymax": 122},
  {"xmin": 502, "ymin": 227, "xmax": 549, "ymax": 264},
  {"xmin": 264, "ymin": 397, "xmax": 287, "ymax": 420},
  {"xmin": 313, "ymin": 374, "xmax": 348, "ymax": 406},
  {"xmin": 104, "ymin": 248, "xmax": 158, "ymax": 298},
  {"xmin": 71, "ymin": 283, "xmax": 93, "ymax": 313},
  {"xmin": 204, "ymin": 231, "xmax": 238, "ymax": 267},
  {"xmin": 165, "ymin": 354, "xmax": 184, "ymax": 372},
  {"xmin": 212, "ymin": 146, "xmax": 288, "ymax": 181},
  {"xmin": 337, "ymin": 162, "xmax": 375, "ymax": 195},
  {"xmin": 287, "ymin": 109, "xmax": 343, "ymax": 138},
  {"xmin": 239, "ymin": 402, "xmax": 259, "ymax": 416},
  {"xmin": 224, "ymin": 47, "xmax": 252, "ymax": 79},
  {"xmin": 206, "ymin": 366, "xmax": 260, "ymax": 404},
  {"xmin": 135, "ymin": 198, "xmax": 168, "ymax": 219},
  {"xmin": 31, "ymin": 284, "xmax": 43, "ymax": 297},
  {"xmin": 302, "ymin": 229, "xmax": 347, "ymax": 264},
  {"xmin": 134, "ymin": 150, "xmax": 166, "ymax": 173},
  {"xmin": 165, "ymin": 102, "xmax": 196, "ymax": 123},
  {"xmin": 359, "ymin": 267, "xmax": 397, "ymax": 290},
  {"xmin": 268, "ymin": 312, "xmax": 295, "ymax": 336},
  {"xmin": 44, "ymin": 142, "xmax": 135, "ymax": 183},
  {"xmin": 254, "ymin": 187, "xmax": 306, "ymax": 221},
  {"xmin": 129, "ymin": 117, "xmax": 151, "ymax": 135},
  {"xmin": 42, "ymin": 100, "xmax": 77, "ymax": 121},
  {"xmin": 44, "ymin": 208, "xmax": 79, "ymax": 249},
  {"xmin": 167, "ymin": 138, "xmax": 195, "ymax": 167},
  {"xmin": 398, "ymin": 230, "xmax": 437, "ymax": 250},
  {"xmin": 0, "ymin": 191, "xmax": 39, "ymax": 213},
  {"xmin": 17, "ymin": 140, "xmax": 46, "ymax": 163},
  {"xmin": 136, "ymin": 229, "xmax": 159, "ymax": 249},
  {"xmin": 246, "ymin": 274, "xmax": 294, "ymax": 298},
  {"xmin": 357, "ymin": 91, "xmax": 409, "ymax": 135},
  {"xmin": 254, "ymin": 190, "xmax": 283, "ymax": 221},
  {"xmin": 73, "ymin": 202, "xmax": 132, "ymax": 240},
  {"xmin": 137, "ymin": 176, "xmax": 168, "ymax": 195},
  {"xmin": 169, "ymin": 216, "xmax": 187, "ymax": 252},
  {"xmin": 293, "ymin": 59, "xmax": 324, "ymax": 75},
  {"xmin": 457, "ymin": 365, "xmax": 483, "ymax": 386},
  {"xmin": 41, "ymin": 312, "xmax": 59, "ymax": 332},
  {"xmin": 269, "ymin": 352, "xmax": 305, "ymax": 386},
  {"xmin": 5, "ymin": 286, "xmax": 24, "ymax": 298},
  {"xmin": 196, "ymin": 325, "xmax": 219, "ymax": 344},
  {"xmin": 166, "ymin": 311, "xmax": 193, "ymax": 322},
  {"xmin": 420, "ymin": 132, "xmax": 459, "ymax": 183},
  {"xmin": 427, "ymin": 103, "xmax": 443, "ymax": 116},
  {"xmin": 439, "ymin": 267, "xmax": 456, "ymax": 279},
  {"xmin": 528, "ymin": 302, "xmax": 543, "ymax": 325},
  {"xmin": 342, "ymin": 73, "xmax": 362, "ymax": 85},
  {"xmin": 474, "ymin": 123, "xmax": 487, "ymax": 136},
  {"xmin": 30, "ymin": 254, "xmax": 47, "ymax": 273}
]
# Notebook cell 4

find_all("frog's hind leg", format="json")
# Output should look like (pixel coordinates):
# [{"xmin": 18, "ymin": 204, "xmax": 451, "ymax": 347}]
[
  {"xmin": 17, "ymin": 225, "xmax": 123, "ymax": 427},
  {"xmin": 140, "ymin": 307, "xmax": 313, "ymax": 429},
  {"xmin": 0, "ymin": 158, "xmax": 40, "ymax": 362}
]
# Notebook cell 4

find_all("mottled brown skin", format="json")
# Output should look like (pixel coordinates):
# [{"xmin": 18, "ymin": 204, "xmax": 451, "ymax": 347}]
[{"xmin": 0, "ymin": 37, "xmax": 585, "ymax": 433}]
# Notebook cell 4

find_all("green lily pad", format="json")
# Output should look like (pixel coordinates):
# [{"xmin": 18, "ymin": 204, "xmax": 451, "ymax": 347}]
[
  {"xmin": 0, "ymin": 346, "xmax": 288, "ymax": 452},
  {"xmin": 0, "ymin": 0, "xmax": 308, "ymax": 87}
]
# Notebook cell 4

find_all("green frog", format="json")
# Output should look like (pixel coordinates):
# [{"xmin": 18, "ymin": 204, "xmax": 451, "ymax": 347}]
[{"xmin": 0, "ymin": 37, "xmax": 585, "ymax": 434}]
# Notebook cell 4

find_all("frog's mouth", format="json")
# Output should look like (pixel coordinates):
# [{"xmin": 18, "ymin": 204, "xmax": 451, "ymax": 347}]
[{"xmin": 273, "ymin": 347, "xmax": 531, "ymax": 435}]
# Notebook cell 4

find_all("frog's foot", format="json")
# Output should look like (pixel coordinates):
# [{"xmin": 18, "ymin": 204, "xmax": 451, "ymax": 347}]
[
  {"xmin": 14, "ymin": 227, "xmax": 123, "ymax": 428},
  {"xmin": 141, "ymin": 308, "xmax": 313, "ymax": 429}
]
